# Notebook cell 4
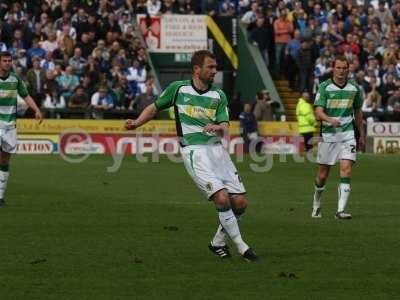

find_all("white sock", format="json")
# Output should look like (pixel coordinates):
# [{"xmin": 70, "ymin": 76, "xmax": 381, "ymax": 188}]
[
  {"xmin": 313, "ymin": 184, "xmax": 325, "ymax": 211},
  {"xmin": 211, "ymin": 224, "xmax": 226, "ymax": 247},
  {"xmin": 0, "ymin": 170, "xmax": 9, "ymax": 199},
  {"xmin": 211, "ymin": 214, "xmax": 242, "ymax": 247},
  {"xmin": 338, "ymin": 182, "xmax": 351, "ymax": 212},
  {"xmin": 218, "ymin": 209, "xmax": 249, "ymax": 254}
]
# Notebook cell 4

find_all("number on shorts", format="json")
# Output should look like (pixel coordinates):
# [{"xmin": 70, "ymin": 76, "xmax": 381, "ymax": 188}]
[{"xmin": 350, "ymin": 145, "xmax": 356, "ymax": 153}]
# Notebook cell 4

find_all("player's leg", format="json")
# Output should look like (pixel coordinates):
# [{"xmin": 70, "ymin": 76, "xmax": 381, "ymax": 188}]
[
  {"xmin": 0, "ymin": 151, "xmax": 11, "ymax": 206},
  {"xmin": 180, "ymin": 146, "xmax": 233, "ymax": 258},
  {"xmin": 312, "ymin": 164, "xmax": 331, "ymax": 217},
  {"xmin": 336, "ymin": 159, "xmax": 352, "ymax": 219},
  {"xmin": 313, "ymin": 141, "xmax": 337, "ymax": 217},
  {"xmin": 211, "ymin": 190, "xmax": 257, "ymax": 261},
  {"xmin": 210, "ymin": 194, "xmax": 247, "ymax": 248},
  {"xmin": 335, "ymin": 139, "xmax": 356, "ymax": 219}
]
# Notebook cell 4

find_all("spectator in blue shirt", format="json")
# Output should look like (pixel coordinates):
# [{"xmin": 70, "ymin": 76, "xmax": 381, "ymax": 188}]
[
  {"xmin": 27, "ymin": 38, "xmax": 46, "ymax": 63},
  {"xmin": 57, "ymin": 65, "xmax": 80, "ymax": 102},
  {"xmin": 286, "ymin": 29, "xmax": 301, "ymax": 89}
]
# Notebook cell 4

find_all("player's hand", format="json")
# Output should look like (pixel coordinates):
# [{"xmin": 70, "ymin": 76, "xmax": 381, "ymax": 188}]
[
  {"xmin": 329, "ymin": 118, "xmax": 341, "ymax": 128},
  {"xmin": 35, "ymin": 111, "xmax": 43, "ymax": 124},
  {"xmin": 203, "ymin": 124, "xmax": 221, "ymax": 133},
  {"xmin": 125, "ymin": 119, "xmax": 138, "ymax": 130},
  {"xmin": 357, "ymin": 135, "xmax": 366, "ymax": 152}
]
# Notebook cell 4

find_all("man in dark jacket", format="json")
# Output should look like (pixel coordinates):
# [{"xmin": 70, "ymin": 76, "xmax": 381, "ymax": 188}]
[
  {"xmin": 239, "ymin": 103, "xmax": 260, "ymax": 153},
  {"xmin": 296, "ymin": 40, "xmax": 315, "ymax": 93},
  {"xmin": 249, "ymin": 16, "xmax": 272, "ymax": 66}
]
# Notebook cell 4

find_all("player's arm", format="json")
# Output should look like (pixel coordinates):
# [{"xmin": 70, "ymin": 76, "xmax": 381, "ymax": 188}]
[
  {"xmin": 23, "ymin": 95, "xmax": 43, "ymax": 123},
  {"xmin": 18, "ymin": 76, "xmax": 43, "ymax": 124},
  {"xmin": 314, "ymin": 83, "xmax": 340, "ymax": 128},
  {"xmin": 353, "ymin": 84, "xmax": 365, "ymax": 150},
  {"xmin": 203, "ymin": 122, "xmax": 229, "ymax": 136},
  {"xmin": 315, "ymin": 107, "xmax": 340, "ymax": 128},
  {"xmin": 125, "ymin": 103, "xmax": 157, "ymax": 130},
  {"xmin": 203, "ymin": 90, "xmax": 230, "ymax": 136},
  {"xmin": 125, "ymin": 82, "xmax": 178, "ymax": 130}
]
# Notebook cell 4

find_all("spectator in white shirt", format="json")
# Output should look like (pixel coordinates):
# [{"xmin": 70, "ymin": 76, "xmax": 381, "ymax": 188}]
[{"xmin": 40, "ymin": 31, "xmax": 59, "ymax": 53}]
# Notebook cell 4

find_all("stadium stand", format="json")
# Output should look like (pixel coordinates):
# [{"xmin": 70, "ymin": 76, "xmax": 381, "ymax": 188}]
[{"xmin": 1, "ymin": 1, "xmax": 399, "ymax": 121}]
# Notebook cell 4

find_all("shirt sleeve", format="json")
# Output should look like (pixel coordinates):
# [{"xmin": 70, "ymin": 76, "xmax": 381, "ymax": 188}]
[
  {"xmin": 154, "ymin": 82, "xmax": 180, "ymax": 111},
  {"xmin": 216, "ymin": 90, "xmax": 229, "ymax": 123},
  {"xmin": 353, "ymin": 84, "xmax": 363, "ymax": 109},
  {"xmin": 17, "ymin": 76, "xmax": 29, "ymax": 98},
  {"xmin": 314, "ymin": 83, "xmax": 327, "ymax": 108}
]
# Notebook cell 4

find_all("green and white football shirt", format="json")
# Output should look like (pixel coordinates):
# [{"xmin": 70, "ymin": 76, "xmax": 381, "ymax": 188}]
[
  {"xmin": 155, "ymin": 80, "xmax": 229, "ymax": 146},
  {"xmin": 314, "ymin": 78, "xmax": 363, "ymax": 143},
  {"xmin": 0, "ymin": 73, "xmax": 28, "ymax": 128}
]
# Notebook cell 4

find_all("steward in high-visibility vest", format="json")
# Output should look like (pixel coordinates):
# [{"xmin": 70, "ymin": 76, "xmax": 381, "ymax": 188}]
[{"xmin": 296, "ymin": 92, "xmax": 316, "ymax": 151}]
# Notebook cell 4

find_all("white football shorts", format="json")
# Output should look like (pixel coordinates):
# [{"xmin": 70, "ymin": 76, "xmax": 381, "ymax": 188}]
[
  {"xmin": 181, "ymin": 143, "xmax": 246, "ymax": 199},
  {"xmin": 316, "ymin": 139, "xmax": 357, "ymax": 166},
  {"xmin": 0, "ymin": 128, "xmax": 17, "ymax": 154}
]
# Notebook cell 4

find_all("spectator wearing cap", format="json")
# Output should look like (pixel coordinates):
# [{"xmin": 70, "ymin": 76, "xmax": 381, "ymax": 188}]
[
  {"xmin": 57, "ymin": 66, "xmax": 80, "ymax": 102},
  {"xmin": 274, "ymin": 8, "xmax": 293, "ymax": 77}
]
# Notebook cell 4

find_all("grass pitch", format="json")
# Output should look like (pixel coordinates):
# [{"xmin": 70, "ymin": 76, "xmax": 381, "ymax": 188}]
[{"xmin": 0, "ymin": 154, "xmax": 399, "ymax": 299}]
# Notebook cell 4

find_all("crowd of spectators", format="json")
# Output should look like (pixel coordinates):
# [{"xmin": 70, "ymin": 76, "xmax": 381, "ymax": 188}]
[
  {"xmin": 1, "ymin": 0, "xmax": 400, "ymax": 119},
  {"xmin": 242, "ymin": 0, "xmax": 400, "ymax": 115},
  {"xmin": 0, "ymin": 0, "xmax": 159, "ymax": 119}
]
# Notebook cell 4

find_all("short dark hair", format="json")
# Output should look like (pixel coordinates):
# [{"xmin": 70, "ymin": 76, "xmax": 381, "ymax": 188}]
[
  {"xmin": 191, "ymin": 50, "xmax": 216, "ymax": 71},
  {"xmin": 0, "ymin": 51, "xmax": 12, "ymax": 60},
  {"xmin": 333, "ymin": 55, "xmax": 349, "ymax": 68}
]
